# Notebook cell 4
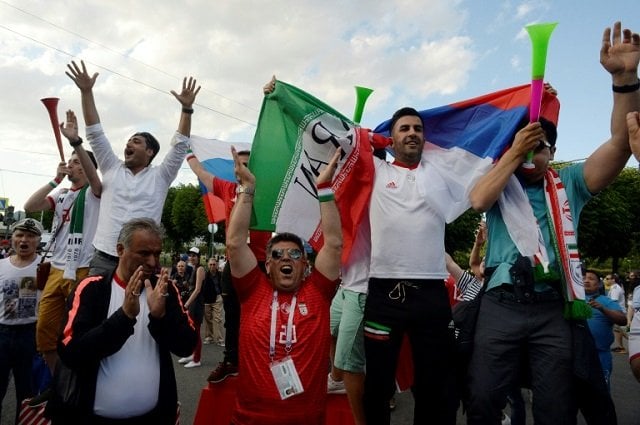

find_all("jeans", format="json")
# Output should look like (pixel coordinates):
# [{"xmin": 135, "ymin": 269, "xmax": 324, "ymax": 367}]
[
  {"xmin": 0, "ymin": 323, "xmax": 36, "ymax": 422},
  {"xmin": 467, "ymin": 291, "xmax": 573, "ymax": 425},
  {"xmin": 363, "ymin": 278, "xmax": 457, "ymax": 425}
]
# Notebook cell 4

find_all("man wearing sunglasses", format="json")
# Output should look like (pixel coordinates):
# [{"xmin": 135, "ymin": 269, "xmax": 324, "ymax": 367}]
[
  {"xmin": 226, "ymin": 146, "xmax": 342, "ymax": 425},
  {"xmin": 467, "ymin": 21, "xmax": 640, "ymax": 424}
]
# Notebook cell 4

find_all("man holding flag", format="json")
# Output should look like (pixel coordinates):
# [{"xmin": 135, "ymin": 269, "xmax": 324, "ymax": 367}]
[
  {"xmin": 466, "ymin": 21, "xmax": 640, "ymax": 424},
  {"xmin": 226, "ymin": 146, "xmax": 342, "ymax": 425}
]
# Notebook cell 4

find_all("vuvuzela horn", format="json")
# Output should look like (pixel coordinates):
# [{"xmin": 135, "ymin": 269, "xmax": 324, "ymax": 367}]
[
  {"xmin": 353, "ymin": 86, "xmax": 374, "ymax": 125},
  {"xmin": 522, "ymin": 22, "xmax": 557, "ymax": 170},
  {"xmin": 41, "ymin": 97, "xmax": 65, "ymax": 162}
]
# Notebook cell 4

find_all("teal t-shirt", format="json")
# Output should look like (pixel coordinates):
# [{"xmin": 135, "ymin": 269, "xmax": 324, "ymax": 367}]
[{"xmin": 485, "ymin": 163, "xmax": 592, "ymax": 292}]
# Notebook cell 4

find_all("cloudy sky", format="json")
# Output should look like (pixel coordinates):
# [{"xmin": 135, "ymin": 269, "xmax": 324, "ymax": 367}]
[{"xmin": 0, "ymin": 0, "xmax": 638, "ymax": 215}]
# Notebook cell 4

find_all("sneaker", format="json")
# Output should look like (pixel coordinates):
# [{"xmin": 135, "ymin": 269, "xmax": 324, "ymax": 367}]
[
  {"xmin": 203, "ymin": 338, "xmax": 213, "ymax": 345},
  {"xmin": 184, "ymin": 360, "xmax": 202, "ymax": 368},
  {"xmin": 207, "ymin": 361, "xmax": 238, "ymax": 383},
  {"xmin": 614, "ymin": 347, "xmax": 628, "ymax": 354},
  {"xmin": 501, "ymin": 411, "xmax": 511, "ymax": 425},
  {"xmin": 217, "ymin": 341, "xmax": 226, "ymax": 347},
  {"xmin": 327, "ymin": 373, "xmax": 346, "ymax": 394},
  {"xmin": 28, "ymin": 387, "xmax": 52, "ymax": 407},
  {"xmin": 178, "ymin": 355, "xmax": 194, "ymax": 364},
  {"xmin": 389, "ymin": 397, "xmax": 396, "ymax": 411}
]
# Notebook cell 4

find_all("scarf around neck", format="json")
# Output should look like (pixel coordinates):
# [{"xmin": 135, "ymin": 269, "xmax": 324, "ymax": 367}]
[
  {"xmin": 63, "ymin": 185, "xmax": 88, "ymax": 280},
  {"xmin": 499, "ymin": 169, "xmax": 590, "ymax": 320}
]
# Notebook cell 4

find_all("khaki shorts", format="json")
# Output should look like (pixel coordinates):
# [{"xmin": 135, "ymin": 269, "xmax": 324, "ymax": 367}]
[
  {"xmin": 330, "ymin": 287, "xmax": 366, "ymax": 373},
  {"xmin": 36, "ymin": 266, "xmax": 89, "ymax": 352}
]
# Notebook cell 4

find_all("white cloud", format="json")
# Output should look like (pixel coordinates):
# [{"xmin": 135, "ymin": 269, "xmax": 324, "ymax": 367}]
[{"xmin": 0, "ymin": 0, "xmax": 478, "ymax": 211}]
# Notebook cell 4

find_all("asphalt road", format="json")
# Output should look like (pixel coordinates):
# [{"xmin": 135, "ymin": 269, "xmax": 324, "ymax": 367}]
[{"xmin": 3, "ymin": 337, "xmax": 639, "ymax": 424}]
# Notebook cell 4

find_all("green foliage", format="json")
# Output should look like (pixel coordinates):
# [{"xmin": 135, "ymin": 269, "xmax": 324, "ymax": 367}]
[
  {"xmin": 578, "ymin": 167, "xmax": 640, "ymax": 272},
  {"xmin": 160, "ymin": 184, "xmax": 209, "ymax": 252},
  {"xmin": 445, "ymin": 209, "xmax": 483, "ymax": 263},
  {"xmin": 25, "ymin": 210, "xmax": 54, "ymax": 231}
]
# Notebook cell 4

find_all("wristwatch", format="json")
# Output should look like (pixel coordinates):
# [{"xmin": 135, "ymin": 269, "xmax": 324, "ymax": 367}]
[{"xmin": 236, "ymin": 185, "xmax": 255, "ymax": 196}]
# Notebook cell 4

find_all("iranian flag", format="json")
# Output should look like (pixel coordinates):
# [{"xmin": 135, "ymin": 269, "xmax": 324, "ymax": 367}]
[
  {"xmin": 247, "ymin": 80, "xmax": 559, "ymax": 263},
  {"xmin": 249, "ymin": 81, "xmax": 374, "ymax": 262}
]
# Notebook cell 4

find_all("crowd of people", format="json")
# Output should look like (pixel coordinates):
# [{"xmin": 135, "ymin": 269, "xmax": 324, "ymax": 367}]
[{"xmin": 0, "ymin": 19, "xmax": 639, "ymax": 425}]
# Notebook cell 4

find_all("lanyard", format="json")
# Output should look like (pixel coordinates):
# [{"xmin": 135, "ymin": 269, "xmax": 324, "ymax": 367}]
[{"xmin": 269, "ymin": 290, "xmax": 297, "ymax": 361}]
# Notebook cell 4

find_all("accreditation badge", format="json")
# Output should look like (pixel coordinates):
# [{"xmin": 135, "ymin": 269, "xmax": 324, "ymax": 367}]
[{"xmin": 269, "ymin": 356, "xmax": 304, "ymax": 399}]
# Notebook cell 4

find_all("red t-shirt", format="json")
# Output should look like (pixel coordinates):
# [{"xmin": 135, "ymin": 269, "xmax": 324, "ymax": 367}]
[
  {"xmin": 231, "ymin": 266, "xmax": 337, "ymax": 425},
  {"xmin": 212, "ymin": 177, "xmax": 271, "ymax": 261}
]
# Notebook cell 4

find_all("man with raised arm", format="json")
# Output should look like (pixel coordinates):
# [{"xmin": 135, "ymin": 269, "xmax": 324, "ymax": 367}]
[
  {"xmin": 66, "ymin": 60, "xmax": 200, "ymax": 274},
  {"xmin": 466, "ymin": 22, "xmax": 640, "ymax": 424},
  {"xmin": 24, "ymin": 109, "xmax": 102, "ymax": 384},
  {"xmin": 226, "ymin": 146, "xmax": 342, "ymax": 425}
]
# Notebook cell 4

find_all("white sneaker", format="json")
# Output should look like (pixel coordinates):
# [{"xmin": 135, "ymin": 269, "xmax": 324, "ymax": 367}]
[
  {"xmin": 327, "ymin": 373, "xmax": 346, "ymax": 394},
  {"xmin": 184, "ymin": 360, "xmax": 201, "ymax": 368},
  {"xmin": 501, "ymin": 412, "xmax": 511, "ymax": 425},
  {"xmin": 178, "ymin": 355, "xmax": 193, "ymax": 364}
]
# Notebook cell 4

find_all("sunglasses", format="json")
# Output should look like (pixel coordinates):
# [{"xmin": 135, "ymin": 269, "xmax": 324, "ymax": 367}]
[
  {"xmin": 270, "ymin": 248, "xmax": 303, "ymax": 261},
  {"xmin": 534, "ymin": 140, "xmax": 552, "ymax": 152}
]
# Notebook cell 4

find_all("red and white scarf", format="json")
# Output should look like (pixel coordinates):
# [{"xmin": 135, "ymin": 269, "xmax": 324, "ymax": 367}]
[{"xmin": 500, "ymin": 169, "xmax": 590, "ymax": 319}]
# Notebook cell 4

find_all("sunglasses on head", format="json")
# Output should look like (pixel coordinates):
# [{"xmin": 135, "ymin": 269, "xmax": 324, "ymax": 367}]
[{"xmin": 270, "ymin": 248, "xmax": 303, "ymax": 261}]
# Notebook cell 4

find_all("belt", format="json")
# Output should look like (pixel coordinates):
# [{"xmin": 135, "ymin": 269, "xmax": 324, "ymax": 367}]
[
  {"xmin": 384, "ymin": 279, "xmax": 444, "ymax": 303},
  {"xmin": 488, "ymin": 285, "xmax": 562, "ymax": 303},
  {"xmin": 95, "ymin": 250, "xmax": 119, "ymax": 262}
]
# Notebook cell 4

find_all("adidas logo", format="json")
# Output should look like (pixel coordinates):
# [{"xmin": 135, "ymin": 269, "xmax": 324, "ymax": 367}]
[{"xmin": 385, "ymin": 181, "xmax": 398, "ymax": 189}]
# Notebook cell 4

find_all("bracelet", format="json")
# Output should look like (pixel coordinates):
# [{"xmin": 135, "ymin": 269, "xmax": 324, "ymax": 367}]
[
  {"xmin": 69, "ymin": 137, "xmax": 83, "ymax": 147},
  {"xmin": 318, "ymin": 187, "xmax": 335, "ymax": 203},
  {"xmin": 182, "ymin": 107, "xmax": 194, "ymax": 114},
  {"xmin": 186, "ymin": 154, "xmax": 196, "ymax": 161},
  {"xmin": 236, "ymin": 185, "xmax": 255, "ymax": 196},
  {"xmin": 612, "ymin": 80, "xmax": 640, "ymax": 93},
  {"xmin": 48, "ymin": 180, "xmax": 59, "ymax": 188}
]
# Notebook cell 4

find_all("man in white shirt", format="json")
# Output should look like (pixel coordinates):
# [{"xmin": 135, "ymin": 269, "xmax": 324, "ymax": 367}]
[
  {"xmin": 24, "ymin": 110, "xmax": 102, "ymax": 378},
  {"xmin": 65, "ymin": 60, "xmax": 201, "ymax": 275}
]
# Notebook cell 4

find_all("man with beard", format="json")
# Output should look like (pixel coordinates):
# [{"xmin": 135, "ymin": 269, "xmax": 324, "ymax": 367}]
[
  {"xmin": 227, "ymin": 147, "xmax": 342, "ymax": 425},
  {"xmin": 65, "ymin": 60, "xmax": 200, "ymax": 275}
]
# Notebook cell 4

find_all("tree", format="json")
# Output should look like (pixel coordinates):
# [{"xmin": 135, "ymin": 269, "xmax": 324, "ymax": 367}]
[
  {"xmin": 445, "ymin": 209, "xmax": 483, "ymax": 265},
  {"xmin": 578, "ymin": 167, "xmax": 640, "ymax": 272},
  {"xmin": 161, "ymin": 187, "xmax": 180, "ymax": 252},
  {"xmin": 171, "ymin": 184, "xmax": 209, "ymax": 248}
]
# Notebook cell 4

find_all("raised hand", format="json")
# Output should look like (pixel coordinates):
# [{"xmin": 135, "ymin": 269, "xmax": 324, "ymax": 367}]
[
  {"xmin": 122, "ymin": 266, "xmax": 144, "ymax": 319},
  {"xmin": 600, "ymin": 22, "xmax": 640, "ymax": 79},
  {"xmin": 316, "ymin": 148, "xmax": 342, "ymax": 187},
  {"xmin": 66, "ymin": 60, "xmax": 99, "ymax": 92},
  {"xmin": 170, "ymin": 77, "xmax": 201, "ymax": 108},
  {"xmin": 60, "ymin": 110, "xmax": 79, "ymax": 142},
  {"xmin": 147, "ymin": 268, "xmax": 171, "ymax": 319},
  {"xmin": 628, "ymin": 111, "xmax": 640, "ymax": 161},
  {"xmin": 231, "ymin": 146, "xmax": 255, "ymax": 188},
  {"xmin": 263, "ymin": 75, "xmax": 276, "ymax": 95}
]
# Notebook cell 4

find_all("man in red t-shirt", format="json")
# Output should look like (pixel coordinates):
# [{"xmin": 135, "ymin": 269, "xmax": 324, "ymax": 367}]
[
  {"xmin": 187, "ymin": 148, "xmax": 271, "ymax": 382},
  {"xmin": 226, "ymin": 146, "xmax": 342, "ymax": 425}
]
